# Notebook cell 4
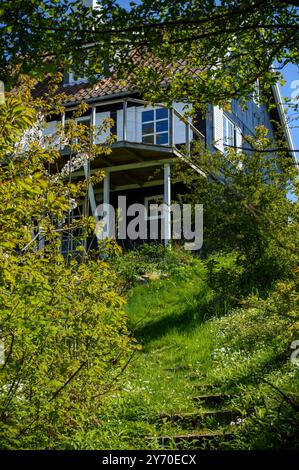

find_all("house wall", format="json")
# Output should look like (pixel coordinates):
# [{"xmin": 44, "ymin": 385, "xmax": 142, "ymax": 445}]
[
  {"xmin": 230, "ymin": 99, "xmax": 275, "ymax": 140},
  {"xmin": 206, "ymin": 98, "xmax": 276, "ymax": 151}
]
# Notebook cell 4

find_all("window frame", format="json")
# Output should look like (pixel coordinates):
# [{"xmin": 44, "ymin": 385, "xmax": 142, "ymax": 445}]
[
  {"xmin": 222, "ymin": 114, "xmax": 235, "ymax": 148},
  {"xmin": 141, "ymin": 108, "xmax": 169, "ymax": 146}
]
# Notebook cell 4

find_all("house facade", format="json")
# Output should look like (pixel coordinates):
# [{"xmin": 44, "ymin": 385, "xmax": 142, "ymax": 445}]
[
  {"xmin": 41, "ymin": 4, "xmax": 296, "ymax": 251},
  {"xmin": 42, "ymin": 69, "xmax": 296, "ymax": 251}
]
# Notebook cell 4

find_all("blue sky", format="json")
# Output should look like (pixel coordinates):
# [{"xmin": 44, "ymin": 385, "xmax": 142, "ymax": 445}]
[
  {"xmin": 117, "ymin": 0, "xmax": 138, "ymax": 7},
  {"xmin": 280, "ymin": 64, "xmax": 299, "ymax": 154},
  {"xmin": 116, "ymin": 0, "xmax": 298, "ymax": 155}
]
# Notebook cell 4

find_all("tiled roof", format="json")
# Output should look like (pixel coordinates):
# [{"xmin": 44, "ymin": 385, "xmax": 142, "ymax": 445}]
[
  {"xmin": 33, "ymin": 54, "xmax": 193, "ymax": 106},
  {"xmin": 35, "ymin": 75, "xmax": 137, "ymax": 106},
  {"xmin": 34, "ymin": 51, "xmax": 153, "ymax": 105},
  {"xmin": 34, "ymin": 47, "xmax": 194, "ymax": 106}
]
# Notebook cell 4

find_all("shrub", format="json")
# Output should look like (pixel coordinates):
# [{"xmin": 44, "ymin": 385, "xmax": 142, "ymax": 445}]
[
  {"xmin": 111, "ymin": 244, "xmax": 200, "ymax": 291},
  {"xmin": 209, "ymin": 279, "xmax": 299, "ymax": 449},
  {"xmin": 0, "ymin": 88, "xmax": 136, "ymax": 449},
  {"xmin": 205, "ymin": 251, "xmax": 246, "ymax": 315},
  {"xmin": 0, "ymin": 255, "xmax": 135, "ymax": 449}
]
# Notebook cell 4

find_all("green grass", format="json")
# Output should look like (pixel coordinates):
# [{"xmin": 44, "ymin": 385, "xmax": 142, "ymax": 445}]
[
  {"xmin": 61, "ymin": 260, "xmax": 219, "ymax": 450},
  {"xmin": 58, "ymin": 254, "xmax": 299, "ymax": 450},
  {"xmin": 124, "ymin": 262, "xmax": 214, "ymax": 415}
]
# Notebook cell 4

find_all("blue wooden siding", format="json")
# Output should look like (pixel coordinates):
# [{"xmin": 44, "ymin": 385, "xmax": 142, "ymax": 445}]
[{"xmin": 206, "ymin": 98, "xmax": 276, "ymax": 149}]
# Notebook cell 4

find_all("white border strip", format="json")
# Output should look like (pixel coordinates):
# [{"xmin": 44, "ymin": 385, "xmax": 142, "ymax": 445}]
[{"xmin": 271, "ymin": 82, "xmax": 298, "ymax": 166}]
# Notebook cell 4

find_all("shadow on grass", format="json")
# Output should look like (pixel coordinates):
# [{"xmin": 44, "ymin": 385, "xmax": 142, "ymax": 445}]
[
  {"xmin": 128, "ymin": 290, "xmax": 212, "ymax": 345},
  {"xmin": 221, "ymin": 350, "xmax": 291, "ymax": 392}
]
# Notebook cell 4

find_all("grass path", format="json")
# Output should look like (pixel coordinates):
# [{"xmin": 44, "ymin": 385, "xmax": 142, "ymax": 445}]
[
  {"xmin": 125, "ymin": 263, "xmax": 215, "ymax": 416},
  {"xmin": 67, "ymin": 258, "xmax": 298, "ymax": 450},
  {"xmin": 84, "ymin": 262, "xmax": 237, "ymax": 450}
]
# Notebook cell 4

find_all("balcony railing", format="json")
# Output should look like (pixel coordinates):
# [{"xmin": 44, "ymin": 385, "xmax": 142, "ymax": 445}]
[{"xmin": 44, "ymin": 97, "xmax": 205, "ymax": 160}]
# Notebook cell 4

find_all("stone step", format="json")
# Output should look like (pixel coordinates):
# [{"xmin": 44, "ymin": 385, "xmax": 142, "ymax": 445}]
[
  {"xmin": 159, "ymin": 409, "xmax": 240, "ymax": 427},
  {"xmin": 154, "ymin": 431, "xmax": 234, "ymax": 446},
  {"xmin": 193, "ymin": 393, "xmax": 232, "ymax": 406},
  {"xmin": 163, "ymin": 365, "xmax": 192, "ymax": 372},
  {"xmin": 192, "ymin": 383, "xmax": 222, "ymax": 391},
  {"xmin": 187, "ymin": 372, "xmax": 207, "ymax": 380}
]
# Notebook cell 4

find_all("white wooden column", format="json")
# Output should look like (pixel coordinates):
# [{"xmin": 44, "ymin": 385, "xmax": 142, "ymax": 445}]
[
  {"xmin": 61, "ymin": 112, "xmax": 65, "ymax": 151},
  {"xmin": 163, "ymin": 163, "xmax": 171, "ymax": 246},
  {"xmin": 103, "ymin": 171, "xmax": 110, "ymax": 238},
  {"xmin": 169, "ymin": 108, "xmax": 174, "ymax": 147},
  {"xmin": 123, "ymin": 100, "xmax": 127, "ymax": 141},
  {"xmin": 91, "ymin": 106, "xmax": 96, "ymax": 141}
]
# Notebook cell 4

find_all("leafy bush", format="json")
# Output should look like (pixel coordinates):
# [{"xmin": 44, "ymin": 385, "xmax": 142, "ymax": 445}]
[
  {"xmin": 0, "ymin": 255, "xmax": 135, "ymax": 449},
  {"xmin": 230, "ymin": 369, "xmax": 299, "ymax": 450},
  {"xmin": 111, "ymin": 244, "xmax": 200, "ymax": 291},
  {"xmin": 0, "ymin": 87, "xmax": 136, "ymax": 449},
  {"xmin": 205, "ymin": 251, "xmax": 246, "ymax": 315},
  {"xmin": 209, "ymin": 279, "xmax": 299, "ymax": 449}
]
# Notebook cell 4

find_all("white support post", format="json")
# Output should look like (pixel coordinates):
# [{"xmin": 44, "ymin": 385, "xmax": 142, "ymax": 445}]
[
  {"xmin": 91, "ymin": 106, "xmax": 96, "ymax": 144},
  {"xmin": 163, "ymin": 163, "xmax": 171, "ymax": 246},
  {"xmin": 169, "ymin": 108, "xmax": 174, "ymax": 147},
  {"xmin": 85, "ymin": 107, "xmax": 99, "ymax": 228},
  {"xmin": 83, "ymin": 161, "xmax": 99, "ymax": 223},
  {"xmin": 123, "ymin": 100, "xmax": 127, "ymax": 141},
  {"xmin": 103, "ymin": 171, "xmax": 110, "ymax": 238},
  {"xmin": 61, "ymin": 112, "xmax": 65, "ymax": 151}
]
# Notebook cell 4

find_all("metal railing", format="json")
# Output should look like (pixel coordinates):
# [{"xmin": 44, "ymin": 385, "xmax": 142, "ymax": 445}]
[{"xmin": 50, "ymin": 97, "xmax": 206, "ymax": 160}]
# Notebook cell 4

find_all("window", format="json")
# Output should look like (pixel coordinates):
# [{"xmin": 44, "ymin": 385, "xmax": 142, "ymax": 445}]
[
  {"xmin": 142, "ymin": 108, "xmax": 169, "ymax": 145},
  {"xmin": 69, "ymin": 72, "xmax": 88, "ymax": 86},
  {"xmin": 213, "ymin": 106, "xmax": 242, "ymax": 152},
  {"xmin": 65, "ymin": 58, "xmax": 90, "ymax": 86},
  {"xmin": 223, "ymin": 115, "xmax": 235, "ymax": 147}
]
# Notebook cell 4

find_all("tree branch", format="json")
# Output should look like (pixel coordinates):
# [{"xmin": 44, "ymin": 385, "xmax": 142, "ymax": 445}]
[
  {"xmin": 49, "ymin": 360, "xmax": 88, "ymax": 402},
  {"xmin": 261, "ymin": 377, "xmax": 299, "ymax": 412}
]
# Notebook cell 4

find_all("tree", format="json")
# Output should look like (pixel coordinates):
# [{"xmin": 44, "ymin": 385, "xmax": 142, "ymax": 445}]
[
  {"xmin": 1, "ymin": 1, "xmax": 299, "ymax": 110},
  {"xmin": 0, "ymin": 0, "xmax": 71, "ymax": 85},
  {"xmin": 173, "ymin": 126, "xmax": 299, "ymax": 296},
  {"xmin": 0, "ymin": 79, "xmax": 136, "ymax": 449}
]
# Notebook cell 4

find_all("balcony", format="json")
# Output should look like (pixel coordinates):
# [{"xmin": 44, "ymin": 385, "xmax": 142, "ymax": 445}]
[
  {"xmin": 43, "ymin": 98, "xmax": 207, "ymax": 245},
  {"xmin": 44, "ymin": 97, "xmax": 206, "ymax": 177}
]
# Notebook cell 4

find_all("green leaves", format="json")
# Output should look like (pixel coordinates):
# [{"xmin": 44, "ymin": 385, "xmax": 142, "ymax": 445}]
[
  {"xmin": 0, "ymin": 98, "xmax": 35, "ymax": 147},
  {"xmin": 0, "ymin": 78, "xmax": 136, "ymax": 449},
  {"xmin": 174, "ymin": 126, "xmax": 299, "ymax": 295},
  {"xmin": 2, "ymin": 0, "xmax": 299, "ymax": 107}
]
